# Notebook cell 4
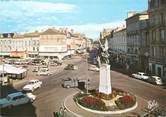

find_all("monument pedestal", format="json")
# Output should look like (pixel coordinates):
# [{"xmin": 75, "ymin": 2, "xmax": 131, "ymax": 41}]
[{"xmin": 99, "ymin": 64, "xmax": 112, "ymax": 94}]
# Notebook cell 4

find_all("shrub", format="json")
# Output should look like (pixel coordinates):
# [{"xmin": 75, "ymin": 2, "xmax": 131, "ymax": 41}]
[
  {"xmin": 78, "ymin": 96, "xmax": 107, "ymax": 111},
  {"xmin": 115, "ymin": 95, "xmax": 136, "ymax": 110},
  {"xmin": 95, "ymin": 92, "xmax": 115, "ymax": 100}
]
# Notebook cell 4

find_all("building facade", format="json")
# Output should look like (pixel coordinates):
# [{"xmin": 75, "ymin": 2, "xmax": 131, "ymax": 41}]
[
  {"xmin": 108, "ymin": 26, "xmax": 127, "ymax": 64},
  {"xmin": 39, "ymin": 28, "xmax": 68, "ymax": 60},
  {"xmin": 148, "ymin": 0, "xmax": 166, "ymax": 79},
  {"xmin": 126, "ymin": 12, "xmax": 149, "ymax": 71},
  {"xmin": 0, "ymin": 33, "xmax": 39, "ymax": 58},
  {"xmin": 110, "ymin": 26, "xmax": 127, "ymax": 54},
  {"xmin": 0, "ymin": 28, "xmax": 89, "ymax": 60}
]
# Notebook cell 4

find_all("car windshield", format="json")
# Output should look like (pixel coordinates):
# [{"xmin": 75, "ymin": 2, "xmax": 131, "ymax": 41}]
[
  {"xmin": 29, "ymin": 82, "xmax": 34, "ymax": 84},
  {"xmin": 40, "ymin": 69, "xmax": 47, "ymax": 72},
  {"xmin": 6, "ymin": 96, "xmax": 11, "ymax": 100}
]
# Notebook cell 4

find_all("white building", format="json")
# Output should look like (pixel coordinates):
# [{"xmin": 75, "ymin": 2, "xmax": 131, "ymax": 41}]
[
  {"xmin": 0, "ymin": 32, "xmax": 40, "ymax": 58},
  {"xmin": 109, "ymin": 26, "xmax": 127, "ymax": 54},
  {"xmin": 0, "ymin": 28, "xmax": 90, "ymax": 60}
]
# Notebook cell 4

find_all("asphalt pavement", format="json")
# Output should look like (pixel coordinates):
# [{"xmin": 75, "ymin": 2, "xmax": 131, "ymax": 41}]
[{"xmin": 1, "ymin": 56, "xmax": 166, "ymax": 117}]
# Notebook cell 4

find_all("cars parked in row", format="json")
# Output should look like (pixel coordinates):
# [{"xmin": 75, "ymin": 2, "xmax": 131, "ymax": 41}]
[
  {"xmin": 23, "ymin": 79, "xmax": 42, "ymax": 92},
  {"xmin": 0, "ymin": 92, "xmax": 36, "ymax": 109},
  {"xmin": 132, "ymin": 72, "xmax": 163, "ymax": 86}
]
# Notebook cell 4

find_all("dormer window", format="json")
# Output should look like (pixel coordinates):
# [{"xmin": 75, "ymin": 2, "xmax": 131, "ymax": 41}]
[{"xmin": 8, "ymin": 34, "xmax": 11, "ymax": 38}]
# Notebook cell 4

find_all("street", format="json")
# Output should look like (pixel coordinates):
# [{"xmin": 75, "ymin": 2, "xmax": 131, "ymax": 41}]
[{"xmin": 1, "ymin": 56, "xmax": 166, "ymax": 117}]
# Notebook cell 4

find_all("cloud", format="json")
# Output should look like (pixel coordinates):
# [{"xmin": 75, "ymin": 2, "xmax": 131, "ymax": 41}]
[
  {"xmin": 24, "ymin": 21, "xmax": 125, "ymax": 39},
  {"xmin": 0, "ymin": 1, "xmax": 76, "ymax": 17}
]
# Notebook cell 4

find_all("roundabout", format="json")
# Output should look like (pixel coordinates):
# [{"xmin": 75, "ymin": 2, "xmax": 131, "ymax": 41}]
[{"xmin": 73, "ymin": 88, "xmax": 138, "ymax": 115}]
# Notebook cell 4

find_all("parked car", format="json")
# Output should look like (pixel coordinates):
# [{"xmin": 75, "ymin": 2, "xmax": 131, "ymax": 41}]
[
  {"xmin": 132, "ymin": 72, "xmax": 149, "ymax": 80},
  {"xmin": 0, "ymin": 92, "xmax": 35, "ymax": 109},
  {"xmin": 26, "ymin": 93, "xmax": 36, "ymax": 101},
  {"xmin": 147, "ymin": 76, "xmax": 163, "ymax": 85},
  {"xmin": 32, "ymin": 66, "xmax": 40, "ymax": 72},
  {"xmin": 49, "ymin": 61, "xmax": 57, "ymax": 66},
  {"xmin": 88, "ymin": 65, "xmax": 99, "ymax": 72},
  {"xmin": 37, "ymin": 68, "xmax": 51, "ymax": 76},
  {"xmin": 23, "ymin": 79, "xmax": 42, "ymax": 92},
  {"xmin": 64, "ymin": 64, "xmax": 78, "ymax": 70},
  {"xmin": 53, "ymin": 59, "xmax": 63, "ymax": 65}
]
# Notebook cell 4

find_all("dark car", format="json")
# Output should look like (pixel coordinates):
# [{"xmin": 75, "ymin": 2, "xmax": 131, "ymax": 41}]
[{"xmin": 64, "ymin": 64, "xmax": 78, "ymax": 70}]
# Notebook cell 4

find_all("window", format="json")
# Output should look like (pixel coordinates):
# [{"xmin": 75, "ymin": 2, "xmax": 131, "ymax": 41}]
[
  {"xmin": 160, "ymin": 13, "xmax": 164, "ymax": 24},
  {"xmin": 154, "ymin": 0, "xmax": 159, "ymax": 7},
  {"xmin": 160, "ymin": 30, "xmax": 165, "ymax": 41},
  {"xmin": 152, "ymin": 47, "xmax": 156, "ymax": 57},
  {"xmin": 19, "ymin": 95, "xmax": 25, "ymax": 99},
  {"xmin": 152, "ymin": 30, "xmax": 156, "ymax": 41},
  {"xmin": 149, "ymin": 0, "xmax": 155, "ymax": 8},
  {"xmin": 161, "ymin": 0, "xmax": 166, "ymax": 4},
  {"xmin": 13, "ymin": 96, "xmax": 19, "ymax": 100}
]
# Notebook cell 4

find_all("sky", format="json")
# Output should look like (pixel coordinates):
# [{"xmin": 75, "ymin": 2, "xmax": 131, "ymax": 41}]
[{"xmin": 0, "ymin": 0, "xmax": 147, "ymax": 39}]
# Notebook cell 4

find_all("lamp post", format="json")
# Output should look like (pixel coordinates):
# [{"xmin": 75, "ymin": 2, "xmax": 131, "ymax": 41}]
[
  {"xmin": 86, "ymin": 53, "xmax": 89, "ymax": 94},
  {"xmin": 144, "ymin": 52, "xmax": 149, "ymax": 74}
]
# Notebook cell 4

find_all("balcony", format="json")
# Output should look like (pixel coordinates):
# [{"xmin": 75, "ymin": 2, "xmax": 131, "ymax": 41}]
[{"xmin": 149, "ymin": 56, "xmax": 166, "ymax": 65}]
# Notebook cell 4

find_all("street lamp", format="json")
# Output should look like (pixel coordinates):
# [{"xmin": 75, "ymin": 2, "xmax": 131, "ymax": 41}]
[
  {"xmin": 86, "ymin": 52, "xmax": 90, "ymax": 94},
  {"xmin": 144, "ymin": 52, "xmax": 149, "ymax": 73}
]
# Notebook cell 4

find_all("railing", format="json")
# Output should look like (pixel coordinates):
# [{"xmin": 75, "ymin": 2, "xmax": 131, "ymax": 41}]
[{"xmin": 149, "ymin": 57, "xmax": 166, "ymax": 64}]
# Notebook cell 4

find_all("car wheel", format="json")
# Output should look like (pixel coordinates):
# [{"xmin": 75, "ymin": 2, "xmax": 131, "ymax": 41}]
[{"xmin": 30, "ymin": 98, "xmax": 34, "ymax": 102}]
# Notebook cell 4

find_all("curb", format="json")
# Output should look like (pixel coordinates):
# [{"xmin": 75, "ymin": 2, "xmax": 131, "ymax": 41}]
[
  {"xmin": 76, "ymin": 100, "xmax": 138, "ymax": 115},
  {"xmin": 64, "ymin": 92, "xmax": 83, "ymax": 117},
  {"xmin": 64, "ymin": 92, "xmax": 138, "ymax": 116}
]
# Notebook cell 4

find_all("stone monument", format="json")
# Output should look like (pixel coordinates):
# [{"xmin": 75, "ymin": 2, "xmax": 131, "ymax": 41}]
[{"xmin": 98, "ymin": 38, "xmax": 112, "ymax": 94}]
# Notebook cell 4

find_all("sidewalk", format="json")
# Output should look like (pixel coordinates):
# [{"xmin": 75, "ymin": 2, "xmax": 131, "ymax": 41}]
[{"xmin": 64, "ymin": 92, "xmax": 148, "ymax": 117}]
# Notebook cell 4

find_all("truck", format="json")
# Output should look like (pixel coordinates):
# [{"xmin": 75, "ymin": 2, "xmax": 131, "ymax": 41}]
[{"xmin": 62, "ymin": 78, "xmax": 90, "ymax": 89}]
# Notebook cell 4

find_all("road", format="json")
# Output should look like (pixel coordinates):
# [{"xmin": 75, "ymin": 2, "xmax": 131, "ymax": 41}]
[{"xmin": 1, "ymin": 56, "xmax": 166, "ymax": 117}]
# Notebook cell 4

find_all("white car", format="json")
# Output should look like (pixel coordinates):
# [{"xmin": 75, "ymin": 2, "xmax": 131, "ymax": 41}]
[
  {"xmin": 32, "ymin": 66, "xmax": 39, "ymax": 72},
  {"xmin": 23, "ymin": 79, "xmax": 42, "ymax": 92},
  {"xmin": 150, "ymin": 76, "xmax": 163, "ymax": 85},
  {"xmin": 88, "ymin": 65, "xmax": 99, "ymax": 72},
  {"xmin": 0, "ymin": 92, "xmax": 35, "ymax": 109},
  {"xmin": 37, "ymin": 68, "xmax": 51, "ymax": 76},
  {"xmin": 132, "ymin": 72, "xmax": 149, "ymax": 80},
  {"xmin": 26, "ymin": 93, "xmax": 36, "ymax": 102}
]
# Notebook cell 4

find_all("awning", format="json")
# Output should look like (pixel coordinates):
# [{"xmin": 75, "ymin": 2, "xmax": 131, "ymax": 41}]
[
  {"xmin": 0, "ymin": 64, "xmax": 27, "ymax": 74},
  {"xmin": 0, "ymin": 52, "xmax": 10, "ymax": 56}
]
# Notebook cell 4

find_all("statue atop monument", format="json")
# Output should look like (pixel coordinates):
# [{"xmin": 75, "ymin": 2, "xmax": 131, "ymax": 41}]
[
  {"xmin": 98, "ymin": 38, "xmax": 109, "ymax": 66},
  {"xmin": 98, "ymin": 38, "xmax": 112, "ymax": 94}
]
